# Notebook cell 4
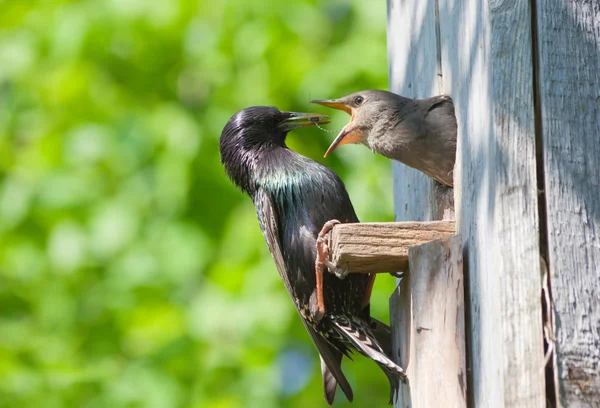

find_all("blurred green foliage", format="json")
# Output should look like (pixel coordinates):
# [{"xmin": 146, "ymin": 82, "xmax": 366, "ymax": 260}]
[{"xmin": 0, "ymin": 0, "xmax": 395, "ymax": 406}]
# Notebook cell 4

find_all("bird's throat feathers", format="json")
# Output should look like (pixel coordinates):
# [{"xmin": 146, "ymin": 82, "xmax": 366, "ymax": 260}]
[
  {"xmin": 255, "ymin": 149, "xmax": 322, "ymax": 195},
  {"xmin": 220, "ymin": 137, "xmax": 310, "ymax": 197},
  {"xmin": 220, "ymin": 140, "xmax": 263, "ymax": 194}
]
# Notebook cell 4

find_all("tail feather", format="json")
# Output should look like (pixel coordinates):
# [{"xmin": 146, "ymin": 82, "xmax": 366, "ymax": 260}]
[
  {"xmin": 369, "ymin": 317, "xmax": 393, "ymax": 358},
  {"xmin": 382, "ymin": 365, "xmax": 401, "ymax": 404},
  {"xmin": 320, "ymin": 357, "xmax": 338, "ymax": 405},
  {"xmin": 319, "ymin": 351, "xmax": 354, "ymax": 405},
  {"xmin": 320, "ymin": 355, "xmax": 354, "ymax": 405},
  {"xmin": 308, "ymin": 326, "xmax": 353, "ymax": 404},
  {"xmin": 331, "ymin": 315, "xmax": 407, "ymax": 404},
  {"xmin": 369, "ymin": 317, "xmax": 401, "ymax": 403}
]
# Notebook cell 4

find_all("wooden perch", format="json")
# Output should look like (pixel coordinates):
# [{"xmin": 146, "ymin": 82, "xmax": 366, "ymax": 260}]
[{"xmin": 327, "ymin": 221, "xmax": 455, "ymax": 274}]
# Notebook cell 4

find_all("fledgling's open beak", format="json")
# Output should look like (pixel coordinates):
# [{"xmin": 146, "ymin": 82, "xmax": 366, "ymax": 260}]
[
  {"xmin": 310, "ymin": 99, "xmax": 365, "ymax": 157},
  {"xmin": 279, "ymin": 112, "xmax": 330, "ymax": 131},
  {"xmin": 322, "ymin": 126, "xmax": 364, "ymax": 157}
]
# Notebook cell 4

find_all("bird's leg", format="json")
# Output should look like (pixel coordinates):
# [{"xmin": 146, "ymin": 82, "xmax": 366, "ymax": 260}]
[
  {"xmin": 313, "ymin": 259, "xmax": 326, "ymax": 322},
  {"xmin": 361, "ymin": 273, "xmax": 377, "ymax": 309},
  {"xmin": 314, "ymin": 219, "xmax": 341, "ymax": 322}
]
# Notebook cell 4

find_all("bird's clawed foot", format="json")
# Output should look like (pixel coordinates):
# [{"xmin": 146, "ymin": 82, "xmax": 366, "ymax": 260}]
[
  {"xmin": 332, "ymin": 263, "xmax": 349, "ymax": 279},
  {"xmin": 314, "ymin": 219, "xmax": 341, "ymax": 322}
]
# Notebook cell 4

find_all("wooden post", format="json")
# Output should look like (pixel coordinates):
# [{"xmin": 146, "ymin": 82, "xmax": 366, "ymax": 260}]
[
  {"xmin": 391, "ymin": 235, "xmax": 467, "ymax": 408},
  {"xmin": 535, "ymin": 1, "xmax": 600, "ymax": 405},
  {"xmin": 388, "ymin": 0, "xmax": 547, "ymax": 406}
]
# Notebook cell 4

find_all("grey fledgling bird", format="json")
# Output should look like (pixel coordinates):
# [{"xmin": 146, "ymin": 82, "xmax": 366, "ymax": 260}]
[{"xmin": 312, "ymin": 90, "xmax": 457, "ymax": 187}]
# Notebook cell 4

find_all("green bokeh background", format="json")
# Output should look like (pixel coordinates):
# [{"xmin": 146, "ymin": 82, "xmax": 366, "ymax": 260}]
[{"xmin": 0, "ymin": 1, "xmax": 396, "ymax": 406}]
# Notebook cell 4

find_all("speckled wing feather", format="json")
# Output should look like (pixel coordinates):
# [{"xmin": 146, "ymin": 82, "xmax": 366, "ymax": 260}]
[
  {"xmin": 369, "ymin": 317, "xmax": 393, "ymax": 358},
  {"xmin": 254, "ymin": 188, "xmax": 354, "ymax": 404}
]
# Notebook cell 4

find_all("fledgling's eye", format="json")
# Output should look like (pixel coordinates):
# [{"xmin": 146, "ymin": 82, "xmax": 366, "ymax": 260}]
[{"xmin": 354, "ymin": 96, "xmax": 364, "ymax": 105}]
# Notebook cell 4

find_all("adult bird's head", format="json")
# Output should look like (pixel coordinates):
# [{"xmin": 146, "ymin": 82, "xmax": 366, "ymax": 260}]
[
  {"xmin": 311, "ymin": 90, "xmax": 395, "ymax": 157},
  {"xmin": 219, "ymin": 106, "xmax": 330, "ymax": 193}
]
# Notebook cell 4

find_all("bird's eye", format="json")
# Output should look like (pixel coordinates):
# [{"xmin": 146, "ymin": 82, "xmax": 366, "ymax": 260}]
[{"xmin": 354, "ymin": 96, "xmax": 364, "ymax": 105}]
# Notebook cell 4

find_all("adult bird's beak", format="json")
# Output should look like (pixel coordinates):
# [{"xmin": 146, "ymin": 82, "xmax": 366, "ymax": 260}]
[
  {"xmin": 310, "ymin": 99, "xmax": 364, "ymax": 157},
  {"xmin": 279, "ymin": 112, "xmax": 330, "ymax": 131}
]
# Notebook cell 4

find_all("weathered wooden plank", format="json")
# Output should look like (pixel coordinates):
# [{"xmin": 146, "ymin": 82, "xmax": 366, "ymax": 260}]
[
  {"xmin": 390, "ymin": 235, "xmax": 466, "ymax": 408},
  {"xmin": 437, "ymin": 0, "xmax": 547, "ymax": 405},
  {"xmin": 388, "ymin": 0, "xmax": 547, "ymax": 404},
  {"xmin": 535, "ymin": 0, "xmax": 600, "ymax": 405},
  {"xmin": 391, "ymin": 273, "xmax": 412, "ymax": 406},
  {"xmin": 328, "ymin": 221, "xmax": 456, "ymax": 273},
  {"xmin": 387, "ymin": 0, "xmax": 455, "ymax": 222}
]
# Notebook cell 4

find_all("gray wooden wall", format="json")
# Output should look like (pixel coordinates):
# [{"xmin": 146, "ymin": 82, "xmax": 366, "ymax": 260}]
[{"xmin": 387, "ymin": 0, "xmax": 599, "ymax": 406}]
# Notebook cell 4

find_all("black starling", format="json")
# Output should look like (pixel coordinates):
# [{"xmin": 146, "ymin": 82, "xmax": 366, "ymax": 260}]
[
  {"xmin": 312, "ymin": 90, "xmax": 457, "ymax": 187},
  {"xmin": 219, "ymin": 106, "xmax": 406, "ymax": 404}
]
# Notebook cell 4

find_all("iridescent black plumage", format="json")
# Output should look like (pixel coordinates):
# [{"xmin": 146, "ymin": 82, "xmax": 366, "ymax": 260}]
[{"xmin": 219, "ymin": 106, "xmax": 405, "ymax": 404}]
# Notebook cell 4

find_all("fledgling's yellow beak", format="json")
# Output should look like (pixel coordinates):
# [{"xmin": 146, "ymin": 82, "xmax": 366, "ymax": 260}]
[
  {"xmin": 323, "ymin": 126, "xmax": 365, "ymax": 157},
  {"xmin": 311, "ymin": 99, "xmax": 365, "ymax": 157},
  {"xmin": 310, "ymin": 99, "xmax": 352, "ymax": 115}
]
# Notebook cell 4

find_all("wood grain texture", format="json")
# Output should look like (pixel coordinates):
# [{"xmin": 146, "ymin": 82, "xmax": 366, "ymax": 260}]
[
  {"xmin": 535, "ymin": 1, "xmax": 600, "ymax": 405},
  {"xmin": 391, "ymin": 273, "xmax": 412, "ymax": 406},
  {"xmin": 387, "ymin": 0, "xmax": 455, "ymax": 222},
  {"xmin": 388, "ymin": 0, "xmax": 547, "ymax": 405},
  {"xmin": 438, "ymin": 0, "xmax": 546, "ymax": 405},
  {"xmin": 328, "ymin": 221, "xmax": 455, "ymax": 273},
  {"xmin": 390, "ymin": 235, "xmax": 466, "ymax": 408}
]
